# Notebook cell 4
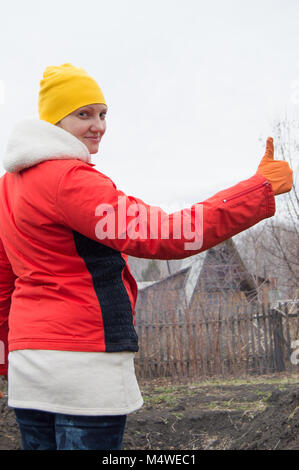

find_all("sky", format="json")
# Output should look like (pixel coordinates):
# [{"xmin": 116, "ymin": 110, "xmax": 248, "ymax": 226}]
[{"xmin": 0, "ymin": 0, "xmax": 298, "ymax": 211}]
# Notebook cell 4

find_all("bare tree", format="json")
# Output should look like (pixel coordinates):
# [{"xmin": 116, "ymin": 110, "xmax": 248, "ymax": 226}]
[
  {"xmin": 235, "ymin": 117, "xmax": 299, "ymax": 301},
  {"xmin": 264, "ymin": 118, "xmax": 299, "ymax": 299}
]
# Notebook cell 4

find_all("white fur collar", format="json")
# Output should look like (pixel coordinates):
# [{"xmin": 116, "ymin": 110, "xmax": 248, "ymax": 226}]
[{"xmin": 3, "ymin": 119, "xmax": 91, "ymax": 173}]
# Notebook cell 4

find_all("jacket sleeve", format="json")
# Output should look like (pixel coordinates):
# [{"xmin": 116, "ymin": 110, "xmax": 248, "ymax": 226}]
[
  {"xmin": 55, "ymin": 163, "xmax": 275, "ymax": 260},
  {"xmin": 0, "ymin": 237, "xmax": 16, "ymax": 376}
]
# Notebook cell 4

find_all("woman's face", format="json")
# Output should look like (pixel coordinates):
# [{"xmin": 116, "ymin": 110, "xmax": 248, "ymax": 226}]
[{"xmin": 56, "ymin": 103, "xmax": 107, "ymax": 154}]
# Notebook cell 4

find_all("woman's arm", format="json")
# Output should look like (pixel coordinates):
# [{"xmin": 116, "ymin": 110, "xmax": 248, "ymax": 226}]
[
  {"xmin": 53, "ymin": 136, "xmax": 293, "ymax": 259},
  {"xmin": 55, "ymin": 162, "xmax": 275, "ymax": 260}
]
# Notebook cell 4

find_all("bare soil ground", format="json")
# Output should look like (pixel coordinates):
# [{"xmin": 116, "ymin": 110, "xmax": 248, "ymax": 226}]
[{"xmin": 0, "ymin": 373, "xmax": 298, "ymax": 450}]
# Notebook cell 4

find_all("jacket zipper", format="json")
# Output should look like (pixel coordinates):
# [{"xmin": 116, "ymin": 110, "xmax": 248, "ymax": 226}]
[{"xmin": 222, "ymin": 181, "xmax": 269, "ymax": 203}]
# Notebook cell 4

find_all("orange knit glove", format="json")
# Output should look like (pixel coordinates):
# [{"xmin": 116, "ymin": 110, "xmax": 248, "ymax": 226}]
[{"xmin": 257, "ymin": 137, "xmax": 293, "ymax": 195}]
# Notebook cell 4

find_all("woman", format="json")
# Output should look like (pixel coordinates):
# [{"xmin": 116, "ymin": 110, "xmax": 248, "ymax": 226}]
[{"xmin": 0, "ymin": 63, "xmax": 292, "ymax": 450}]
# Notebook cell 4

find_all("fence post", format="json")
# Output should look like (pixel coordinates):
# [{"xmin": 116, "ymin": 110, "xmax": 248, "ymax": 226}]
[
  {"xmin": 271, "ymin": 308, "xmax": 286, "ymax": 372},
  {"xmin": 284, "ymin": 303, "xmax": 292, "ymax": 360},
  {"xmin": 244, "ymin": 303, "xmax": 250, "ymax": 373}
]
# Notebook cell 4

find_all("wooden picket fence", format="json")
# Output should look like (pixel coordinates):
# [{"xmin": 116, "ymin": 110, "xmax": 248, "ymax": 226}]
[{"xmin": 134, "ymin": 301, "xmax": 299, "ymax": 380}]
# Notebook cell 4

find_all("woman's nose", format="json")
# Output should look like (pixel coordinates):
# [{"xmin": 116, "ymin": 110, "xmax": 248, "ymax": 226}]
[{"xmin": 90, "ymin": 116, "xmax": 106, "ymax": 135}]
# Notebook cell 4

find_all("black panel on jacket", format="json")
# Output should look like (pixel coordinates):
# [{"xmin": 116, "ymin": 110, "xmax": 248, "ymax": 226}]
[{"xmin": 72, "ymin": 231, "xmax": 138, "ymax": 352}]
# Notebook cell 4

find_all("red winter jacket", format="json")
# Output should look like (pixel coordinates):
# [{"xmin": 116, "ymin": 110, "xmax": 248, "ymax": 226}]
[{"xmin": 0, "ymin": 119, "xmax": 275, "ymax": 375}]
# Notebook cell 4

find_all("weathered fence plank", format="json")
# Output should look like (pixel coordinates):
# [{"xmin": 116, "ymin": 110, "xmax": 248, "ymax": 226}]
[{"xmin": 134, "ymin": 302, "xmax": 298, "ymax": 380}]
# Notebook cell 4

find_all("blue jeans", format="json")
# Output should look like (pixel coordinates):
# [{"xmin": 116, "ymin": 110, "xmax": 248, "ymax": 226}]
[{"xmin": 14, "ymin": 408, "xmax": 127, "ymax": 450}]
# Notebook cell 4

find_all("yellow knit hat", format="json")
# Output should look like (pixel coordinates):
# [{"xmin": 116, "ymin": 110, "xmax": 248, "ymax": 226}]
[{"xmin": 38, "ymin": 63, "xmax": 106, "ymax": 124}]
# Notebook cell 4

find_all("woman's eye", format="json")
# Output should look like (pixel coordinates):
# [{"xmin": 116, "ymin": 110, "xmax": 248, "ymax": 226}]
[{"xmin": 78, "ymin": 110, "xmax": 106, "ymax": 119}]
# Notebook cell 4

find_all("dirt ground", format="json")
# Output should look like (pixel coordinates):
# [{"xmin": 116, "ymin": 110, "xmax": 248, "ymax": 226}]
[{"xmin": 0, "ymin": 373, "xmax": 298, "ymax": 450}]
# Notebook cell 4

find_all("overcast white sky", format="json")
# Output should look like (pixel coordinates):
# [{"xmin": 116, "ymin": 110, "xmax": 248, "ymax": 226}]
[{"xmin": 0, "ymin": 0, "xmax": 298, "ymax": 211}]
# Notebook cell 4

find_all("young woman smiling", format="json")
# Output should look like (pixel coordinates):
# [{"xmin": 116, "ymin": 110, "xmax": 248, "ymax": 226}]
[
  {"xmin": 56, "ymin": 103, "xmax": 108, "ymax": 154},
  {"xmin": 0, "ymin": 63, "xmax": 292, "ymax": 450}
]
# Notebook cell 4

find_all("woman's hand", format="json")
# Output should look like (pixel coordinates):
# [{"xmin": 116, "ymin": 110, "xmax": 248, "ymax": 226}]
[{"xmin": 257, "ymin": 137, "xmax": 293, "ymax": 195}]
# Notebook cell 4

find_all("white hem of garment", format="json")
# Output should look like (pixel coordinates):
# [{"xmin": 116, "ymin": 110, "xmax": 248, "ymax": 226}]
[
  {"xmin": 8, "ymin": 350, "xmax": 144, "ymax": 416},
  {"xmin": 7, "ymin": 398, "xmax": 144, "ymax": 416}
]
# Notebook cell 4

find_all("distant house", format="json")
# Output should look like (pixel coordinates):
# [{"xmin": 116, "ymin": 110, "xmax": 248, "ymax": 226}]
[{"xmin": 128, "ymin": 239, "xmax": 275, "ymax": 321}]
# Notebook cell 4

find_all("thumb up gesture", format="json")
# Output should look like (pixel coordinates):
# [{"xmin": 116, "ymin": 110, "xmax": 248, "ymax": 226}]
[{"xmin": 257, "ymin": 137, "xmax": 293, "ymax": 195}]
